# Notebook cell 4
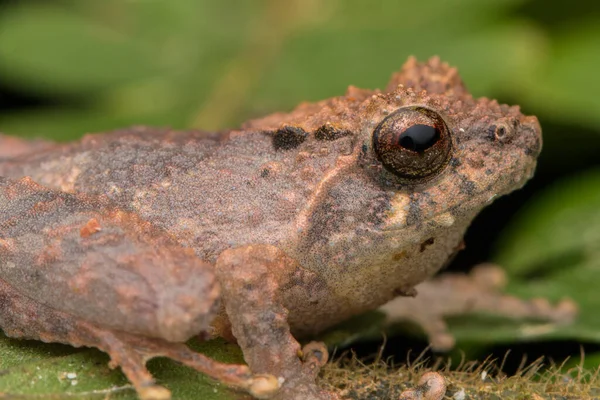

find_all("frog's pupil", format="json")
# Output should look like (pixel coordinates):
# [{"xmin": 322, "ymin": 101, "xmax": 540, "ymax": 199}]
[{"xmin": 398, "ymin": 124, "xmax": 440, "ymax": 152}]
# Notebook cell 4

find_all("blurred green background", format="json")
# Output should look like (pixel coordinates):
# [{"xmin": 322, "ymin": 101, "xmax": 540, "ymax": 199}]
[{"xmin": 0, "ymin": 0, "xmax": 598, "ymax": 398}]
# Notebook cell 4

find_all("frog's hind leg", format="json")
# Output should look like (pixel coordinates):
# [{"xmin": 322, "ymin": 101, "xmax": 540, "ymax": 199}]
[
  {"xmin": 102, "ymin": 331, "xmax": 282, "ymax": 399},
  {"xmin": 0, "ymin": 277, "xmax": 280, "ymax": 400},
  {"xmin": 380, "ymin": 264, "xmax": 578, "ymax": 351},
  {"xmin": 0, "ymin": 277, "xmax": 169, "ymax": 399},
  {"xmin": 0, "ymin": 177, "xmax": 280, "ymax": 399}
]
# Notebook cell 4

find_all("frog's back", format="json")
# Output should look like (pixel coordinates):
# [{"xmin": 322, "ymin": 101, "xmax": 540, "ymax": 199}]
[{"xmin": 0, "ymin": 127, "xmax": 331, "ymax": 261}]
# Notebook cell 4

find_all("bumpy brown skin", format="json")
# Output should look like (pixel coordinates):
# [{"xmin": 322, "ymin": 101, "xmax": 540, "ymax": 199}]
[{"xmin": 0, "ymin": 57, "xmax": 571, "ymax": 400}]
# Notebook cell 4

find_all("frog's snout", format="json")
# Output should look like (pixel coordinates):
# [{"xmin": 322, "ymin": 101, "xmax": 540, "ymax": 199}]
[{"xmin": 520, "ymin": 115, "xmax": 542, "ymax": 159}]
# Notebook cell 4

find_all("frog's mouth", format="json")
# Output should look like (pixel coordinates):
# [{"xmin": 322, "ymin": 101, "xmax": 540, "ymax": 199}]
[
  {"xmin": 379, "ymin": 137, "xmax": 539, "ymax": 234},
  {"xmin": 379, "ymin": 186, "xmax": 501, "ymax": 235}
]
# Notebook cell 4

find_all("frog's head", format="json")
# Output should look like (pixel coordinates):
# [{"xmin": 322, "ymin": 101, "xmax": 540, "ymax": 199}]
[
  {"xmin": 357, "ymin": 56, "xmax": 543, "ymax": 233},
  {"xmin": 244, "ymin": 57, "xmax": 541, "ymax": 284}
]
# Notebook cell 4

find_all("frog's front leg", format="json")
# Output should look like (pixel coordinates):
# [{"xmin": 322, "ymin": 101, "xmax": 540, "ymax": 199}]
[
  {"xmin": 215, "ymin": 245, "xmax": 335, "ymax": 400},
  {"xmin": 0, "ymin": 177, "xmax": 279, "ymax": 399}
]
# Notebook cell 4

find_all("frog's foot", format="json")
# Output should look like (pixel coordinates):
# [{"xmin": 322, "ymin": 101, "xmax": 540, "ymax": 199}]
[
  {"xmin": 380, "ymin": 264, "xmax": 578, "ymax": 351},
  {"xmin": 300, "ymin": 341, "xmax": 330, "ymax": 373},
  {"xmin": 398, "ymin": 372, "xmax": 446, "ymax": 400},
  {"xmin": 216, "ymin": 245, "xmax": 339, "ymax": 400},
  {"xmin": 99, "ymin": 330, "xmax": 281, "ymax": 399},
  {"xmin": 0, "ymin": 277, "xmax": 280, "ymax": 400}
]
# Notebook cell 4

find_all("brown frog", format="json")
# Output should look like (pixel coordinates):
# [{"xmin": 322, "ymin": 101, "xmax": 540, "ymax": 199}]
[{"xmin": 0, "ymin": 57, "xmax": 574, "ymax": 400}]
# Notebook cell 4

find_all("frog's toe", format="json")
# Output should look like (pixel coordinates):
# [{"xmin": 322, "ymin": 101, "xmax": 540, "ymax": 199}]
[
  {"xmin": 247, "ymin": 374, "xmax": 284, "ymax": 399},
  {"xmin": 301, "ymin": 341, "xmax": 329, "ymax": 366},
  {"xmin": 300, "ymin": 341, "xmax": 329, "ymax": 378},
  {"xmin": 399, "ymin": 372, "xmax": 446, "ymax": 400},
  {"xmin": 137, "ymin": 385, "xmax": 172, "ymax": 400}
]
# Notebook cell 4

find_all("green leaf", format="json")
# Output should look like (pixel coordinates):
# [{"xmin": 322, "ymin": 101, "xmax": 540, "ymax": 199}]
[
  {"xmin": 496, "ymin": 169, "xmax": 600, "ymax": 278},
  {"xmin": 438, "ymin": 169, "xmax": 600, "ymax": 345},
  {"xmin": 0, "ymin": 0, "xmax": 259, "ymax": 133},
  {"xmin": 492, "ymin": 169, "xmax": 600, "ymax": 342},
  {"xmin": 0, "ymin": 108, "xmax": 193, "ymax": 140},
  {"xmin": 0, "ymin": 0, "xmax": 546, "ymax": 136},
  {"xmin": 516, "ymin": 21, "xmax": 600, "ymax": 130},
  {"xmin": 561, "ymin": 351, "xmax": 600, "ymax": 371},
  {"xmin": 249, "ymin": 22, "xmax": 542, "ymax": 119},
  {"xmin": 0, "ymin": 3, "xmax": 161, "ymax": 94},
  {"xmin": 317, "ymin": 311, "xmax": 387, "ymax": 349}
]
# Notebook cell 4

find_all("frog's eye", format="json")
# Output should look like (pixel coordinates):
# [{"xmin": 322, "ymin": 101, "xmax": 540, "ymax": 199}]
[{"xmin": 373, "ymin": 106, "xmax": 452, "ymax": 180}]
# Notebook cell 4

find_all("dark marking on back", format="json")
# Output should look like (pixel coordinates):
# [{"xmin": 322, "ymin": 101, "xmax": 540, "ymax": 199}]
[
  {"xmin": 314, "ymin": 124, "xmax": 352, "ymax": 141},
  {"xmin": 272, "ymin": 126, "xmax": 308, "ymax": 150}
]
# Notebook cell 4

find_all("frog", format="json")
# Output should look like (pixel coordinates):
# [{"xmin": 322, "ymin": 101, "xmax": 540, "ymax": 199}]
[{"xmin": 0, "ymin": 56, "xmax": 575, "ymax": 400}]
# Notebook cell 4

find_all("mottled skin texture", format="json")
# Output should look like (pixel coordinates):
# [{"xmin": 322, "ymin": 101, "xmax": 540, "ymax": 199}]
[{"xmin": 0, "ymin": 57, "xmax": 573, "ymax": 400}]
